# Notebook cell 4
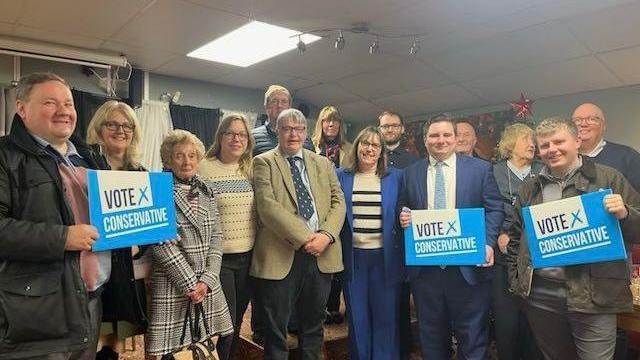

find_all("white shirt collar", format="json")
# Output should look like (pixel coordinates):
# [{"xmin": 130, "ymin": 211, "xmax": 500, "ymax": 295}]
[
  {"xmin": 583, "ymin": 139, "xmax": 607, "ymax": 158},
  {"xmin": 429, "ymin": 153, "xmax": 456, "ymax": 168}
]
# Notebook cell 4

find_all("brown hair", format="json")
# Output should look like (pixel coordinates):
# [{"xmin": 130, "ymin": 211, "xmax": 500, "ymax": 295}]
[
  {"xmin": 311, "ymin": 105, "xmax": 347, "ymax": 149},
  {"xmin": 345, "ymin": 126, "xmax": 387, "ymax": 177},
  {"xmin": 16, "ymin": 72, "xmax": 68, "ymax": 101},
  {"xmin": 205, "ymin": 113, "xmax": 254, "ymax": 178}
]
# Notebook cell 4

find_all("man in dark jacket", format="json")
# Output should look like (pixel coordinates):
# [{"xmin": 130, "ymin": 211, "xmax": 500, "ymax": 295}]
[
  {"xmin": 252, "ymin": 84, "xmax": 313, "ymax": 156},
  {"xmin": 505, "ymin": 117, "xmax": 640, "ymax": 360},
  {"xmin": 0, "ymin": 73, "xmax": 102, "ymax": 359}
]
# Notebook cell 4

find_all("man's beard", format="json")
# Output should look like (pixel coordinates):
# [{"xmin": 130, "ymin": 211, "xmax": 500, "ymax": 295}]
[{"xmin": 384, "ymin": 136, "xmax": 402, "ymax": 146}]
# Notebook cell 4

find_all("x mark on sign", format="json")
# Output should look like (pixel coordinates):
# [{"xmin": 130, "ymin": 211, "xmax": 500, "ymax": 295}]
[
  {"xmin": 570, "ymin": 209, "xmax": 584, "ymax": 228},
  {"xmin": 138, "ymin": 186, "xmax": 150, "ymax": 203},
  {"xmin": 446, "ymin": 220, "xmax": 457, "ymax": 235}
]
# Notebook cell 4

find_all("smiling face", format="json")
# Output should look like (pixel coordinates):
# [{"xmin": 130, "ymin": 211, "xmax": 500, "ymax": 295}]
[
  {"xmin": 265, "ymin": 90, "xmax": 291, "ymax": 123},
  {"xmin": 425, "ymin": 120, "xmax": 457, "ymax": 160},
  {"xmin": 219, "ymin": 119, "xmax": 249, "ymax": 163},
  {"xmin": 536, "ymin": 126, "xmax": 581, "ymax": 176},
  {"xmin": 378, "ymin": 113, "xmax": 404, "ymax": 146},
  {"xmin": 169, "ymin": 142, "xmax": 200, "ymax": 180},
  {"xmin": 511, "ymin": 134, "xmax": 535, "ymax": 163},
  {"xmin": 16, "ymin": 80, "xmax": 76, "ymax": 146},
  {"xmin": 455, "ymin": 122, "xmax": 477, "ymax": 155},
  {"xmin": 357, "ymin": 133, "xmax": 382, "ymax": 172},
  {"xmin": 278, "ymin": 116, "xmax": 306, "ymax": 155},
  {"xmin": 99, "ymin": 110, "xmax": 133, "ymax": 156},
  {"xmin": 571, "ymin": 103, "xmax": 605, "ymax": 150}
]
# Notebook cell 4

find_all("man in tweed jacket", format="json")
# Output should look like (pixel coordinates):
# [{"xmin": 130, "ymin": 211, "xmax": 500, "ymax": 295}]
[{"xmin": 252, "ymin": 108, "xmax": 346, "ymax": 360}]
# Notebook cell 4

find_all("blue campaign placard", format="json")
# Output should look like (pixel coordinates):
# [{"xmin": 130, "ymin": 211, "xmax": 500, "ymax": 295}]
[
  {"xmin": 87, "ymin": 170, "xmax": 177, "ymax": 251},
  {"xmin": 521, "ymin": 189, "xmax": 626, "ymax": 268},
  {"xmin": 404, "ymin": 208, "xmax": 486, "ymax": 266}
]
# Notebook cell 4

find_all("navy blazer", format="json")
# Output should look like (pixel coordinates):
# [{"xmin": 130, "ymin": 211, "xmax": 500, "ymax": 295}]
[
  {"xmin": 337, "ymin": 167, "xmax": 405, "ymax": 286},
  {"xmin": 398, "ymin": 155, "xmax": 504, "ymax": 285}
]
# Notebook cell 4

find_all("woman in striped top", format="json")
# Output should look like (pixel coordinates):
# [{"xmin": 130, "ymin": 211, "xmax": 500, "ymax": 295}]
[
  {"xmin": 336, "ymin": 126, "xmax": 404, "ymax": 360},
  {"xmin": 198, "ymin": 113, "xmax": 256, "ymax": 353}
]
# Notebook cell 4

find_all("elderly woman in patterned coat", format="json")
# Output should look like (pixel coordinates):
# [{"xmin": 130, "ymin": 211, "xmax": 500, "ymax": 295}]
[{"xmin": 145, "ymin": 129, "xmax": 234, "ymax": 359}]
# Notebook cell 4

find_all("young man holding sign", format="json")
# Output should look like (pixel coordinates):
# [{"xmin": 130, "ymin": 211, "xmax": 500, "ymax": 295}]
[
  {"xmin": 505, "ymin": 117, "xmax": 640, "ymax": 360},
  {"xmin": 399, "ymin": 115, "xmax": 504, "ymax": 360}
]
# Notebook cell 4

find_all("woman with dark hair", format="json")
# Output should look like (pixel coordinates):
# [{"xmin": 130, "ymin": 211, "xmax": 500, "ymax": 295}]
[
  {"xmin": 337, "ymin": 126, "xmax": 404, "ymax": 359},
  {"xmin": 199, "ymin": 113, "xmax": 257, "ymax": 353}
]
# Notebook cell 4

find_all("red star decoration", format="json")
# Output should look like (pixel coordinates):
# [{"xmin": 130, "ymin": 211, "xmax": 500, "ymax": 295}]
[{"xmin": 510, "ymin": 93, "xmax": 534, "ymax": 118}]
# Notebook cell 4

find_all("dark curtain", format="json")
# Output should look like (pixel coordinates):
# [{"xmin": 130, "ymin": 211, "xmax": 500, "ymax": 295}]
[
  {"xmin": 169, "ymin": 104, "xmax": 221, "ymax": 149},
  {"xmin": 71, "ymin": 89, "xmax": 131, "ymax": 142}
]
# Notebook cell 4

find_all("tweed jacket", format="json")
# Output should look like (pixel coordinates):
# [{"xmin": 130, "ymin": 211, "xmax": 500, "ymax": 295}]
[
  {"xmin": 146, "ymin": 176, "xmax": 233, "ymax": 355},
  {"xmin": 251, "ymin": 148, "xmax": 346, "ymax": 280}
]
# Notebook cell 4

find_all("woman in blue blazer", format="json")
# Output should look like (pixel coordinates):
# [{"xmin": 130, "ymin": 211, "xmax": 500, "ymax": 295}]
[{"xmin": 336, "ymin": 126, "xmax": 404, "ymax": 360}]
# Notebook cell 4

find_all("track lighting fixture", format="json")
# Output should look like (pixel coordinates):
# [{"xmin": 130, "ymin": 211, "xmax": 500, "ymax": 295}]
[
  {"xmin": 296, "ymin": 35, "xmax": 306, "ymax": 54},
  {"xmin": 334, "ymin": 31, "xmax": 346, "ymax": 50},
  {"xmin": 369, "ymin": 38, "xmax": 380, "ymax": 55},
  {"xmin": 409, "ymin": 37, "xmax": 420, "ymax": 55}
]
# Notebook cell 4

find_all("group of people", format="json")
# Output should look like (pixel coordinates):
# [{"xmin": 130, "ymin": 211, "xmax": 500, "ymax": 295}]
[{"xmin": 0, "ymin": 72, "xmax": 639, "ymax": 360}]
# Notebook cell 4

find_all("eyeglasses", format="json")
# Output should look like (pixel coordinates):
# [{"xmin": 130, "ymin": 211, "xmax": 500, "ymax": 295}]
[
  {"xmin": 379, "ymin": 124, "xmax": 402, "ymax": 130},
  {"xmin": 360, "ymin": 140, "xmax": 381, "ymax": 150},
  {"xmin": 572, "ymin": 116, "xmax": 602, "ymax": 125},
  {"xmin": 267, "ymin": 98, "xmax": 290, "ymax": 107},
  {"xmin": 222, "ymin": 131, "xmax": 249, "ymax": 140},
  {"xmin": 279, "ymin": 126, "xmax": 306, "ymax": 134},
  {"xmin": 322, "ymin": 119, "xmax": 340, "ymax": 125},
  {"xmin": 103, "ymin": 121, "xmax": 134, "ymax": 133}
]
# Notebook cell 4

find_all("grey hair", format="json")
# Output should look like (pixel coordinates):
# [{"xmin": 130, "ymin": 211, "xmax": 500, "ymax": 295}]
[
  {"xmin": 263, "ymin": 84, "xmax": 292, "ymax": 107},
  {"xmin": 276, "ymin": 108, "xmax": 307, "ymax": 129},
  {"xmin": 535, "ymin": 117, "xmax": 578, "ymax": 138},
  {"xmin": 160, "ymin": 129, "xmax": 205, "ymax": 169}
]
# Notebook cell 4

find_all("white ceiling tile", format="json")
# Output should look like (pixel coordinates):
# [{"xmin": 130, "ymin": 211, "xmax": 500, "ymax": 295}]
[
  {"xmin": 214, "ymin": 69, "xmax": 294, "ymax": 90},
  {"xmin": 338, "ymin": 100, "xmax": 384, "ymax": 123},
  {"xmin": 280, "ymin": 78, "xmax": 319, "ymax": 92},
  {"xmin": 100, "ymin": 41, "xmax": 180, "ymax": 70},
  {"xmin": 154, "ymin": 57, "xmax": 236, "ymax": 82},
  {"xmin": 12, "ymin": 25, "xmax": 104, "ymax": 49},
  {"xmin": 430, "ymin": 22, "xmax": 590, "ymax": 82},
  {"xmin": 568, "ymin": 1, "xmax": 640, "ymax": 53},
  {"xmin": 111, "ymin": 0, "xmax": 248, "ymax": 54},
  {"xmin": 17, "ymin": 0, "xmax": 153, "ymax": 39},
  {"xmin": 493, "ymin": 0, "xmax": 635, "ymax": 33},
  {"xmin": 463, "ymin": 56, "xmax": 622, "ymax": 104},
  {"xmin": 375, "ymin": 84, "xmax": 484, "ymax": 116},
  {"xmin": 0, "ymin": 22, "xmax": 15, "ymax": 34},
  {"xmin": 0, "ymin": 2, "xmax": 25, "ymax": 23},
  {"xmin": 294, "ymin": 83, "xmax": 361, "ymax": 106},
  {"xmin": 598, "ymin": 46, "xmax": 640, "ymax": 85},
  {"xmin": 336, "ymin": 59, "xmax": 451, "ymax": 99}
]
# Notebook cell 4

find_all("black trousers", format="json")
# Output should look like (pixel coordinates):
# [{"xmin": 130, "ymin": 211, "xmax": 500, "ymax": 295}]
[
  {"xmin": 259, "ymin": 250, "xmax": 332, "ymax": 360},
  {"xmin": 491, "ymin": 263, "xmax": 543, "ymax": 360},
  {"xmin": 326, "ymin": 273, "xmax": 342, "ymax": 312},
  {"xmin": 219, "ymin": 251, "xmax": 252, "ymax": 350}
]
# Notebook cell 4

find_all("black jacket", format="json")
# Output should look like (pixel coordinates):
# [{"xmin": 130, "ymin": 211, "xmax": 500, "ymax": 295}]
[{"xmin": 0, "ymin": 115, "xmax": 100, "ymax": 358}]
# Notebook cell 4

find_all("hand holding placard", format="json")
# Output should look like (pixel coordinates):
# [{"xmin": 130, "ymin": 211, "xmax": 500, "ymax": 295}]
[
  {"xmin": 65, "ymin": 224, "xmax": 99, "ymax": 251},
  {"xmin": 603, "ymin": 193, "xmax": 628, "ymax": 219}
]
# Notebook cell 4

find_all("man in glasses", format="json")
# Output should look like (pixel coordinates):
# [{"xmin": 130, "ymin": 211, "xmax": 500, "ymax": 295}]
[
  {"xmin": 252, "ymin": 84, "xmax": 313, "ymax": 156},
  {"xmin": 251, "ymin": 108, "xmax": 345, "ymax": 359},
  {"xmin": 572, "ymin": 103, "xmax": 640, "ymax": 192},
  {"xmin": 378, "ymin": 110, "xmax": 417, "ymax": 169}
]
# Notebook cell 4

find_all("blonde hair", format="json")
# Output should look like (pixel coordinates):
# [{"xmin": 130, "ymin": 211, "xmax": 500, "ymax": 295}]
[
  {"xmin": 160, "ymin": 129, "xmax": 205, "ymax": 169},
  {"xmin": 345, "ymin": 126, "xmax": 387, "ymax": 177},
  {"xmin": 311, "ymin": 105, "xmax": 347, "ymax": 148},
  {"xmin": 535, "ymin": 117, "xmax": 578, "ymax": 138},
  {"xmin": 86, "ymin": 101, "xmax": 141, "ymax": 168},
  {"xmin": 497, "ymin": 123, "xmax": 534, "ymax": 160},
  {"xmin": 205, "ymin": 113, "xmax": 254, "ymax": 178},
  {"xmin": 264, "ymin": 85, "xmax": 291, "ymax": 107}
]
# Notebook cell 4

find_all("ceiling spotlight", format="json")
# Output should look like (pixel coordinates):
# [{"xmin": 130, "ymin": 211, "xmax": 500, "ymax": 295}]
[
  {"xmin": 369, "ymin": 38, "xmax": 380, "ymax": 55},
  {"xmin": 296, "ymin": 35, "xmax": 306, "ymax": 54},
  {"xmin": 409, "ymin": 37, "xmax": 420, "ymax": 55},
  {"xmin": 335, "ymin": 31, "xmax": 346, "ymax": 50}
]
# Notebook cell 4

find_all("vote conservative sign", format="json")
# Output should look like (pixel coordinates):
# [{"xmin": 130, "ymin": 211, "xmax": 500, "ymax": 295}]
[
  {"xmin": 404, "ymin": 208, "xmax": 486, "ymax": 266},
  {"xmin": 521, "ymin": 189, "xmax": 625, "ymax": 268},
  {"xmin": 87, "ymin": 170, "xmax": 177, "ymax": 251}
]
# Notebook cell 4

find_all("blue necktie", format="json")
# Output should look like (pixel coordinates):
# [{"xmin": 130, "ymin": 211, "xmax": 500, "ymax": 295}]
[
  {"xmin": 434, "ymin": 161, "xmax": 446, "ymax": 209},
  {"xmin": 287, "ymin": 156, "xmax": 315, "ymax": 220}
]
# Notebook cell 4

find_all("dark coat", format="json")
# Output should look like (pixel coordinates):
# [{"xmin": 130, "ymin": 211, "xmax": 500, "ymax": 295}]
[
  {"xmin": 505, "ymin": 158, "xmax": 640, "ymax": 313},
  {"xmin": 0, "ymin": 115, "xmax": 99, "ymax": 358},
  {"xmin": 92, "ymin": 144, "xmax": 149, "ymax": 333}
]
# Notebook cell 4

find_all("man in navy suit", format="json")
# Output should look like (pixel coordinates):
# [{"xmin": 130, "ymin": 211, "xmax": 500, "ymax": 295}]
[{"xmin": 399, "ymin": 115, "xmax": 503, "ymax": 359}]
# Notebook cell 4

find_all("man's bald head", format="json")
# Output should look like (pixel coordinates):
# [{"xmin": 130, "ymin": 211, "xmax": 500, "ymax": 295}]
[{"xmin": 571, "ymin": 102, "xmax": 606, "ymax": 154}]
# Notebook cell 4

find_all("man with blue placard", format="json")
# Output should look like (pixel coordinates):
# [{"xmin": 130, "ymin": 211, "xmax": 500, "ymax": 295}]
[
  {"xmin": 398, "ymin": 114, "xmax": 504, "ymax": 360},
  {"xmin": 505, "ymin": 117, "xmax": 640, "ymax": 360}
]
